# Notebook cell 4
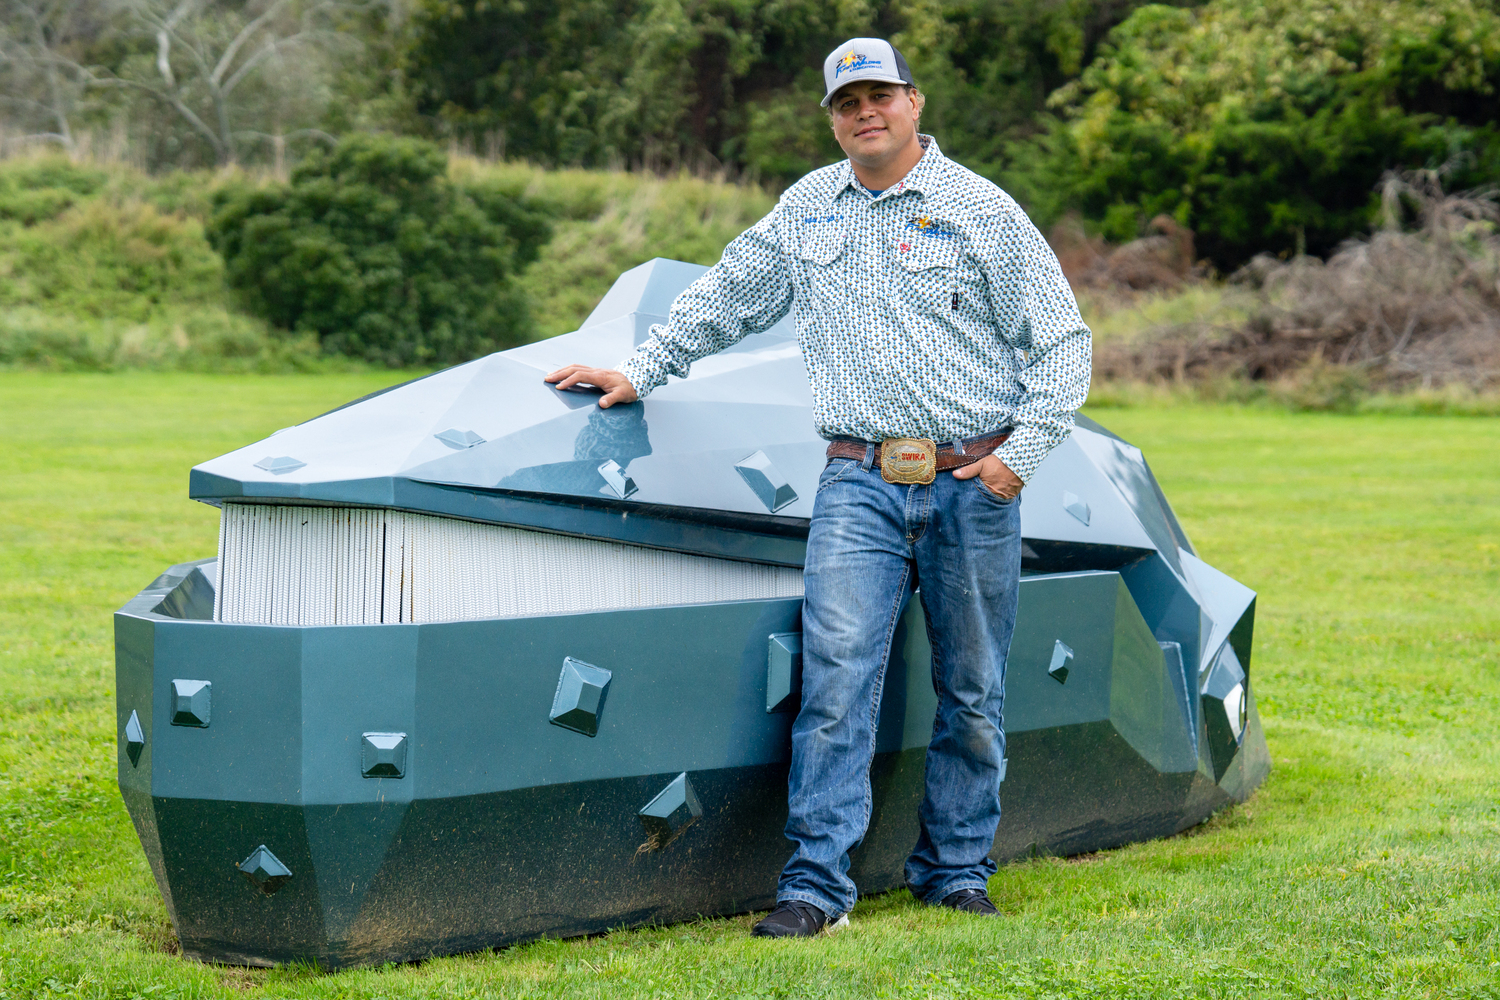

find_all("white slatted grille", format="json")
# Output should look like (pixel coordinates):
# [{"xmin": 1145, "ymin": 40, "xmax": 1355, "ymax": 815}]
[{"xmin": 214, "ymin": 503, "xmax": 805, "ymax": 625}]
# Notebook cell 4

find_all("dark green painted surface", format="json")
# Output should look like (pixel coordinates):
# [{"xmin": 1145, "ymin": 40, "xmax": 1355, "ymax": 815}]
[{"xmin": 116, "ymin": 562, "xmax": 1269, "ymax": 968}]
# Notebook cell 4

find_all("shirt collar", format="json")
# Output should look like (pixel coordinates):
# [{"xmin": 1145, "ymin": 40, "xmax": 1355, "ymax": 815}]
[{"xmin": 832, "ymin": 134, "xmax": 943, "ymax": 203}]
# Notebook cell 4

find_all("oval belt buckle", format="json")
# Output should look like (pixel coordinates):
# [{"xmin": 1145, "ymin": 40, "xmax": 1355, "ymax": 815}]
[{"xmin": 880, "ymin": 437, "xmax": 938, "ymax": 485}]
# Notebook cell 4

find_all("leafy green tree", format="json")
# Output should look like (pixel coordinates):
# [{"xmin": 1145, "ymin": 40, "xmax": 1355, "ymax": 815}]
[
  {"xmin": 400, "ymin": 0, "xmax": 1161, "ymax": 186},
  {"xmin": 899, "ymin": 0, "xmax": 1180, "ymax": 171},
  {"xmin": 1017, "ymin": 0, "xmax": 1500, "ymax": 267},
  {"xmin": 209, "ymin": 133, "xmax": 551, "ymax": 365}
]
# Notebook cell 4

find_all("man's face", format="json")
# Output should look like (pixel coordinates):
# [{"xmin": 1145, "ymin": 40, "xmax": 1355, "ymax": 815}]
[{"xmin": 828, "ymin": 80, "xmax": 920, "ymax": 166}]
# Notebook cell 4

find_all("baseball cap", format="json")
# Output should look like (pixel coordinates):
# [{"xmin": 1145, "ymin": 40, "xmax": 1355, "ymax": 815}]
[{"xmin": 820, "ymin": 38, "xmax": 915, "ymax": 107}]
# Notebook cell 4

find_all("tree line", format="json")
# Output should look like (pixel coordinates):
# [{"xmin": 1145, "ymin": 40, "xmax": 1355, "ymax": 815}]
[{"xmin": 4, "ymin": 0, "xmax": 1499, "ymax": 268}]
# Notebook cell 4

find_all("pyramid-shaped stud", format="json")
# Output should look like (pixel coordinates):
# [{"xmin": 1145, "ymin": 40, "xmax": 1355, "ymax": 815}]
[
  {"xmin": 765, "ymin": 632, "xmax": 803, "ymax": 713},
  {"xmin": 361, "ymin": 732, "xmax": 408, "ymax": 778},
  {"xmin": 597, "ymin": 460, "xmax": 638, "ymax": 500},
  {"xmin": 237, "ymin": 844, "xmax": 292, "ymax": 895},
  {"xmin": 253, "ymin": 455, "xmax": 306, "ymax": 475},
  {"xmin": 734, "ymin": 450, "xmax": 798, "ymax": 513},
  {"xmin": 1048, "ymin": 640, "xmax": 1074, "ymax": 685},
  {"xmin": 170, "ymin": 679, "xmax": 211, "ymax": 727},
  {"xmin": 1063, "ymin": 491, "xmax": 1090, "ymax": 525},
  {"xmin": 124, "ymin": 709, "xmax": 146, "ymax": 767},
  {"xmin": 435, "ymin": 428, "xmax": 485, "ymax": 450},
  {"xmin": 549, "ymin": 657, "xmax": 612, "ymax": 737},
  {"xmin": 637, "ymin": 772, "xmax": 703, "ymax": 851}
]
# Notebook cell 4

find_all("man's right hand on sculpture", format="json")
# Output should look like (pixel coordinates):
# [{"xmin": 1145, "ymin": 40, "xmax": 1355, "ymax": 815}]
[{"xmin": 544, "ymin": 365, "xmax": 639, "ymax": 408}]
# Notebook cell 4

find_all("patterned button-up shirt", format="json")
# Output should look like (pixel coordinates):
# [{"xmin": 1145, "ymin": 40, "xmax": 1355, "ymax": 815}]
[{"xmin": 617, "ymin": 136, "xmax": 1091, "ymax": 483}]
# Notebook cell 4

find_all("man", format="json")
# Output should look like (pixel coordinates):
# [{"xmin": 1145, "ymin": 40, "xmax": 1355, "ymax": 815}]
[{"xmin": 547, "ymin": 37, "xmax": 1091, "ymax": 938}]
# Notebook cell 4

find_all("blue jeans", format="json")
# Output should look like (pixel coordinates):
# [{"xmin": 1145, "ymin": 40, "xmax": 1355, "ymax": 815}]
[{"xmin": 776, "ymin": 450, "xmax": 1022, "ymax": 918}]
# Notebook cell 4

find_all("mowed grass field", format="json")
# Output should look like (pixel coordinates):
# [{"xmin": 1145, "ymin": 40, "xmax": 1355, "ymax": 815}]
[{"xmin": 1, "ymin": 372, "xmax": 1497, "ymax": 999}]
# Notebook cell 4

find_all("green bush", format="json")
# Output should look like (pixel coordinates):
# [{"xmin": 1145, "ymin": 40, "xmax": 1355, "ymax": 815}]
[
  {"xmin": 0, "ymin": 198, "xmax": 226, "ymax": 322},
  {"xmin": 1014, "ymin": 0, "xmax": 1500, "ymax": 269},
  {"xmin": 208, "ymin": 134, "xmax": 551, "ymax": 366},
  {"xmin": 0, "ymin": 306, "xmax": 329, "ymax": 373},
  {"xmin": 0, "ymin": 159, "xmax": 109, "ymax": 225},
  {"xmin": 460, "ymin": 161, "xmax": 778, "ymax": 337}
]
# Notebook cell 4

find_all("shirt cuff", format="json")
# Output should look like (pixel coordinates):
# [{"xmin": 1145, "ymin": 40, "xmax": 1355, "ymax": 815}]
[
  {"xmin": 992, "ymin": 424, "xmax": 1053, "ymax": 485},
  {"xmin": 616, "ymin": 354, "xmax": 665, "ymax": 400}
]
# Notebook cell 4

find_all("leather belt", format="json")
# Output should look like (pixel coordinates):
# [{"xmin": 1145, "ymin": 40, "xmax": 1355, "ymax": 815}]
[{"xmin": 825, "ymin": 430, "xmax": 1012, "ymax": 484}]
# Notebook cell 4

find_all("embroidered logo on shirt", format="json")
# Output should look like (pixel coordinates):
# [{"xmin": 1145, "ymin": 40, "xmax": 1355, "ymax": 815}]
[
  {"xmin": 802, "ymin": 214, "xmax": 843, "ymax": 225},
  {"xmin": 906, "ymin": 216, "xmax": 958, "ymax": 241}
]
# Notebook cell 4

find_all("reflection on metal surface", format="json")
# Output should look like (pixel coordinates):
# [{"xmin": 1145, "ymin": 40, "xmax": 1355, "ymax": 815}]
[
  {"xmin": 549, "ymin": 657, "xmax": 612, "ymax": 737},
  {"xmin": 1063, "ymin": 490, "xmax": 1091, "ymax": 525},
  {"xmin": 1048, "ymin": 640, "xmax": 1074, "ymax": 684},
  {"xmin": 124, "ymin": 709, "xmax": 146, "ymax": 767},
  {"xmin": 1158, "ymin": 640, "xmax": 1196, "ymax": 756},
  {"xmin": 237, "ymin": 845, "xmax": 292, "ymax": 895},
  {"xmin": 361, "ymin": 733, "xmax": 408, "ymax": 778},
  {"xmin": 169, "ymin": 679, "xmax": 210, "ymax": 728},
  {"xmin": 435, "ymin": 428, "xmax": 485, "ymax": 450},
  {"xmin": 252, "ymin": 455, "xmax": 305, "ymax": 474},
  {"xmin": 1224, "ymin": 684, "xmax": 1246, "ymax": 741},
  {"xmin": 638, "ymin": 772, "xmax": 702, "ymax": 850},
  {"xmin": 1202, "ymin": 643, "xmax": 1249, "ymax": 781},
  {"xmin": 735, "ymin": 450, "xmax": 799, "ymax": 512},
  {"xmin": 597, "ymin": 459, "xmax": 639, "ymax": 499},
  {"xmin": 766, "ymin": 632, "xmax": 803, "ymax": 713}
]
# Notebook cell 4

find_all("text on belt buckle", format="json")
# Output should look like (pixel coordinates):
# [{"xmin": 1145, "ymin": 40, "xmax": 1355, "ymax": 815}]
[{"xmin": 880, "ymin": 437, "xmax": 937, "ymax": 485}]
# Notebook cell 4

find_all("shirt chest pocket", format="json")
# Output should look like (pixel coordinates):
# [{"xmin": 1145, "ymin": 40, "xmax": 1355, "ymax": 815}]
[
  {"xmin": 798, "ymin": 225, "xmax": 846, "ymax": 267},
  {"xmin": 898, "ymin": 238, "xmax": 968, "ymax": 314},
  {"xmin": 796, "ymin": 223, "xmax": 848, "ymax": 303}
]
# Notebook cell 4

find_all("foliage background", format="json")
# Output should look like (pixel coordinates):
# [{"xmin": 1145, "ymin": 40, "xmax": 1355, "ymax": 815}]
[{"xmin": 4, "ymin": 0, "xmax": 1500, "ymax": 372}]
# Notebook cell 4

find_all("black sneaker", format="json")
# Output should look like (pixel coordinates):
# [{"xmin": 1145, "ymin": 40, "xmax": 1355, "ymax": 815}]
[
  {"xmin": 938, "ymin": 888, "xmax": 999, "ymax": 915},
  {"xmin": 750, "ymin": 901, "xmax": 849, "ymax": 938}
]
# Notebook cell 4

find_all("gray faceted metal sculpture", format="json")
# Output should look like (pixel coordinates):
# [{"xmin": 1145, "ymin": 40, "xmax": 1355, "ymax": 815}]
[{"xmin": 116, "ymin": 257, "xmax": 1268, "ymax": 969}]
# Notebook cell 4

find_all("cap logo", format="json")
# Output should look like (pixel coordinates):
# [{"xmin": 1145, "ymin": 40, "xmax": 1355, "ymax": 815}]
[{"xmin": 835, "ymin": 50, "xmax": 883, "ymax": 78}]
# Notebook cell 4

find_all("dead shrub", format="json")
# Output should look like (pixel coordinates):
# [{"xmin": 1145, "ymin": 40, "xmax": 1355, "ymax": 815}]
[
  {"xmin": 1051, "ymin": 213, "xmax": 1201, "ymax": 296},
  {"xmin": 1094, "ymin": 171, "xmax": 1500, "ymax": 393}
]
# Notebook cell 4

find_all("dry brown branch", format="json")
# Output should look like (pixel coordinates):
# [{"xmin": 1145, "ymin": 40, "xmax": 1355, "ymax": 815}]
[{"xmin": 1095, "ymin": 172, "xmax": 1500, "ymax": 391}]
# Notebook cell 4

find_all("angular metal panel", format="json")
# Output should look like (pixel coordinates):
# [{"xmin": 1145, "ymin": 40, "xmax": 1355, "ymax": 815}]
[
  {"xmin": 124, "ymin": 710, "xmax": 146, "ymax": 767},
  {"xmin": 170, "ymin": 679, "xmax": 211, "ymax": 728},
  {"xmin": 549, "ymin": 658, "xmax": 613, "ymax": 737},
  {"xmin": 735, "ymin": 450, "xmax": 799, "ymax": 513},
  {"xmin": 765, "ymin": 632, "xmax": 803, "ymax": 713},
  {"xmin": 360, "ymin": 734, "xmax": 408, "ymax": 778},
  {"xmin": 638, "ymin": 772, "xmax": 703, "ymax": 850},
  {"xmin": 238, "ymin": 845, "xmax": 293, "ymax": 895}
]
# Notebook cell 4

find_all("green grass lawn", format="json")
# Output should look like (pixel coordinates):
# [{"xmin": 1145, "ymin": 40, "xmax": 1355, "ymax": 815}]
[{"xmin": 1, "ymin": 373, "xmax": 1497, "ymax": 999}]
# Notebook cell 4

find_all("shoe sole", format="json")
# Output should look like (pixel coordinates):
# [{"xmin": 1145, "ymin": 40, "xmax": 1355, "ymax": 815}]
[{"xmin": 750, "ymin": 913, "xmax": 851, "ymax": 939}]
